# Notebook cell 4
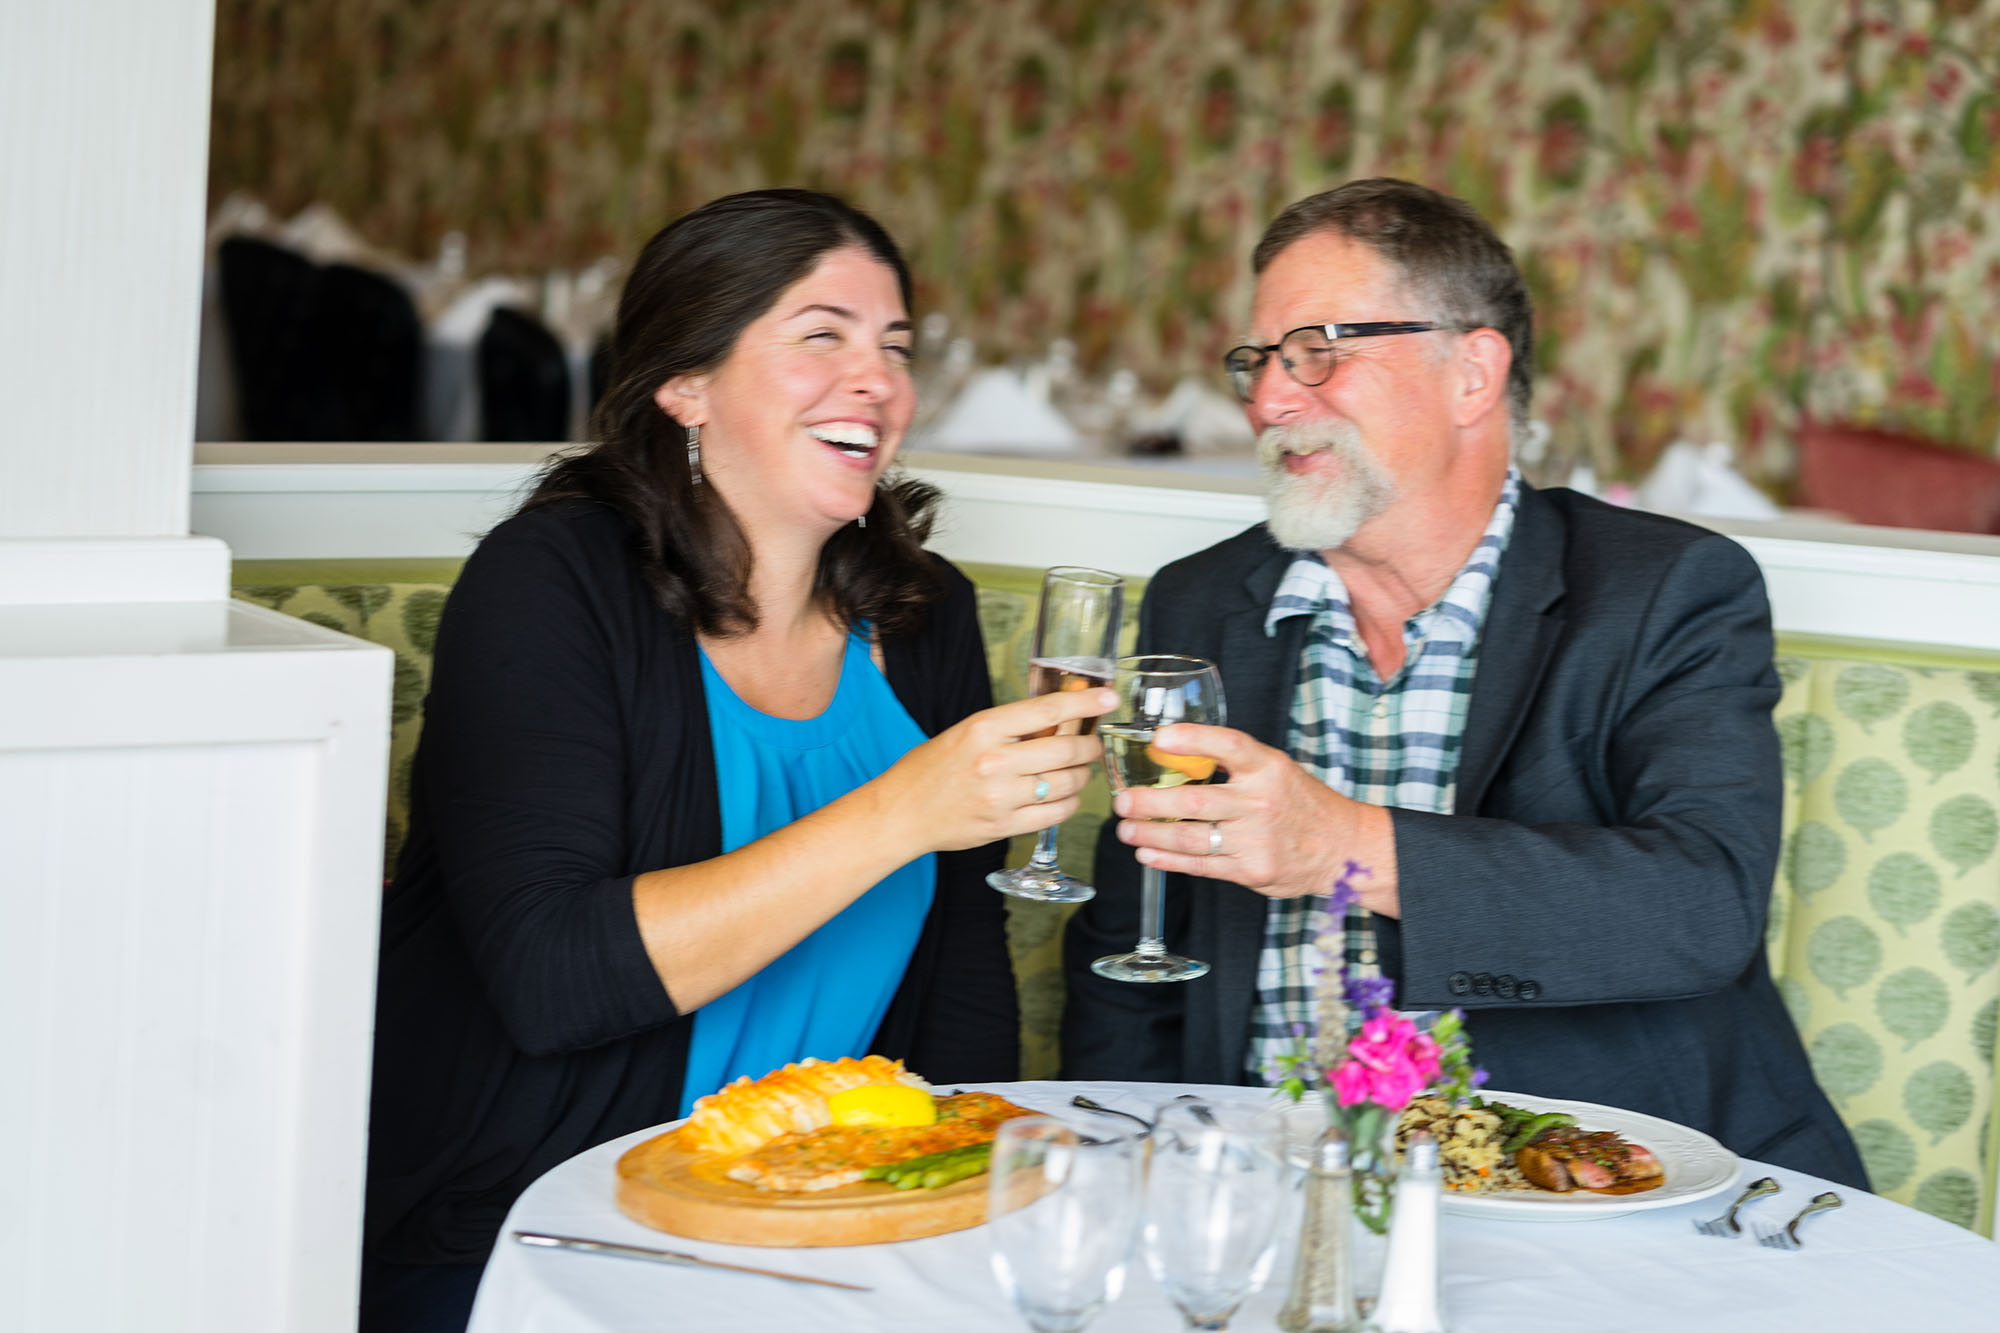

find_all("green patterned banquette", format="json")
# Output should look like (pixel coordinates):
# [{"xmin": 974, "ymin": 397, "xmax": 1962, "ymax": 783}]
[{"xmin": 232, "ymin": 558, "xmax": 2000, "ymax": 1235}]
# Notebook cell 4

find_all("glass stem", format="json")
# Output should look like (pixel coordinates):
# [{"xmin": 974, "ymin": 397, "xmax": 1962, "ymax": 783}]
[
  {"xmin": 1137, "ymin": 865, "xmax": 1165, "ymax": 956},
  {"xmin": 1026, "ymin": 823, "xmax": 1061, "ymax": 871}
]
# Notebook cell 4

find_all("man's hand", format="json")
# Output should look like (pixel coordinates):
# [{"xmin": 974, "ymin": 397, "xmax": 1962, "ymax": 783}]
[{"xmin": 1112, "ymin": 723, "xmax": 1401, "ymax": 915}]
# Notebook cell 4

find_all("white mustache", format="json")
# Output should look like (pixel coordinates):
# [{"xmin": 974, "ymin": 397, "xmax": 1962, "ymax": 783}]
[{"xmin": 1257, "ymin": 421, "xmax": 1364, "ymax": 471}]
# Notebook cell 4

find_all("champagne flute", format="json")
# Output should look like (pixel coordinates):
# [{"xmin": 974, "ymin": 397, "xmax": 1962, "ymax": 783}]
[
  {"xmin": 1093, "ymin": 654, "xmax": 1225, "ymax": 982},
  {"xmin": 988, "ymin": 1116, "xmax": 1145, "ymax": 1333},
  {"xmin": 1143, "ymin": 1099, "xmax": 1286, "ymax": 1331},
  {"xmin": 989, "ymin": 566, "xmax": 1125, "ymax": 904}
]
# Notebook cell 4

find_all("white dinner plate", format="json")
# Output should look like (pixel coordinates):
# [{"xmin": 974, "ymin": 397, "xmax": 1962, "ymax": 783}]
[{"xmin": 1438, "ymin": 1090, "xmax": 1741, "ymax": 1222}]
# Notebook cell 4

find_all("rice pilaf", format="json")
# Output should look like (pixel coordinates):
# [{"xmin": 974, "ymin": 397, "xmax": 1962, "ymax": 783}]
[{"xmin": 1395, "ymin": 1095, "xmax": 1532, "ymax": 1193}]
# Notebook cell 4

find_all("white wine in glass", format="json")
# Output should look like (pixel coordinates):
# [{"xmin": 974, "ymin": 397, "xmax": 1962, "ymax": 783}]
[
  {"xmin": 989, "ymin": 566, "xmax": 1124, "ymax": 904},
  {"xmin": 1093, "ymin": 654, "xmax": 1225, "ymax": 983}
]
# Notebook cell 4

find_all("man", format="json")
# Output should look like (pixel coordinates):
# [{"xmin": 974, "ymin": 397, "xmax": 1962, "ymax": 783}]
[{"xmin": 1061, "ymin": 178, "xmax": 1867, "ymax": 1188}]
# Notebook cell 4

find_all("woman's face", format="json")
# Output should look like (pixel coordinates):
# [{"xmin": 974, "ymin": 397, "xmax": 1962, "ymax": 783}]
[{"xmin": 659, "ymin": 246, "xmax": 915, "ymax": 543}]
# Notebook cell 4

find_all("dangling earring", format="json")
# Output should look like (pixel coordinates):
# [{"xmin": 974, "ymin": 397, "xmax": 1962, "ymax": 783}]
[{"xmin": 686, "ymin": 424, "xmax": 702, "ymax": 486}]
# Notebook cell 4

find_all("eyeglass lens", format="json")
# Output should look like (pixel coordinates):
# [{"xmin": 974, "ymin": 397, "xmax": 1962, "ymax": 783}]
[{"xmin": 1224, "ymin": 328, "xmax": 1339, "ymax": 400}]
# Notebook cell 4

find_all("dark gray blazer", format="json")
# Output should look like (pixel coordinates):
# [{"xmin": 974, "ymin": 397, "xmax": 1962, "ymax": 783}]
[{"xmin": 1062, "ymin": 483, "xmax": 1868, "ymax": 1188}]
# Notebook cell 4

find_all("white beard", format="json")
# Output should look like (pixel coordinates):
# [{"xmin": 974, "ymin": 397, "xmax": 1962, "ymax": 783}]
[{"xmin": 1258, "ymin": 421, "xmax": 1401, "ymax": 553}]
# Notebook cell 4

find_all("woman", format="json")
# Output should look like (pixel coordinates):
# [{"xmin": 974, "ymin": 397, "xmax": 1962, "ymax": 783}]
[{"xmin": 360, "ymin": 189, "xmax": 1110, "ymax": 1331}]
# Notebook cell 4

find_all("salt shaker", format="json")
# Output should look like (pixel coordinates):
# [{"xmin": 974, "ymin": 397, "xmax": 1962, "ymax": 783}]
[
  {"xmin": 1372, "ymin": 1131, "xmax": 1446, "ymax": 1333},
  {"xmin": 1276, "ymin": 1127, "xmax": 1363, "ymax": 1333}
]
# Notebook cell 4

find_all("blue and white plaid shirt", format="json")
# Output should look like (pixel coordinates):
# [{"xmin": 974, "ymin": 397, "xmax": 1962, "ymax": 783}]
[{"xmin": 1244, "ymin": 469, "xmax": 1521, "ymax": 1084}]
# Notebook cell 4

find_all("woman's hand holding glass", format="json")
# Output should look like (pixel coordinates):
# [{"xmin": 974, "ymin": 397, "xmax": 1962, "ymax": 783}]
[
  {"xmin": 876, "ymin": 686, "xmax": 1116, "ymax": 855},
  {"xmin": 989, "ymin": 1117, "xmax": 1144, "ymax": 1333},
  {"xmin": 1143, "ymin": 1100, "xmax": 1286, "ymax": 1332},
  {"xmin": 989, "ymin": 567, "xmax": 1125, "ymax": 903}
]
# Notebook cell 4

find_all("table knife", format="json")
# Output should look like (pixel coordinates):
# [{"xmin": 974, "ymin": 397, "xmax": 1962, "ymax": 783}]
[{"xmin": 513, "ymin": 1231, "xmax": 872, "ymax": 1292}]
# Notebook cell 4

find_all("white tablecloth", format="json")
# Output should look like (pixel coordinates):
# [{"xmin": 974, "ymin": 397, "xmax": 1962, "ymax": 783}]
[{"xmin": 468, "ymin": 1081, "xmax": 2000, "ymax": 1333}]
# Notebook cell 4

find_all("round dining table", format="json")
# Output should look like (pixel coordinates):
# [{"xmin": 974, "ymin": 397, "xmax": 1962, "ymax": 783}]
[{"xmin": 467, "ymin": 1080, "xmax": 2000, "ymax": 1333}]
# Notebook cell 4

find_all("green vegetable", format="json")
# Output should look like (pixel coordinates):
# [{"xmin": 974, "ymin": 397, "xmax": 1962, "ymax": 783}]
[
  {"xmin": 1502, "ymin": 1111, "xmax": 1577, "ymax": 1153},
  {"xmin": 876, "ymin": 1143, "xmax": 989, "ymax": 1187},
  {"xmin": 918, "ymin": 1147, "xmax": 992, "ymax": 1190}
]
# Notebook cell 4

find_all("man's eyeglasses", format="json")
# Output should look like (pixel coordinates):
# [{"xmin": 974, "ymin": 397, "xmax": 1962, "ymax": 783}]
[{"xmin": 1221, "ymin": 322, "xmax": 1447, "ymax": 401}]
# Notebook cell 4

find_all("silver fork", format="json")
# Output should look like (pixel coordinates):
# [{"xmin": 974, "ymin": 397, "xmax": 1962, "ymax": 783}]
[
  {"xmin": 1756, "ymin": 1192, "xmax": 1843, "ymax": 1250},
  {"xmin": 1692, "ymin": 1176, "xmax": 1780, "ymax": 1237}
]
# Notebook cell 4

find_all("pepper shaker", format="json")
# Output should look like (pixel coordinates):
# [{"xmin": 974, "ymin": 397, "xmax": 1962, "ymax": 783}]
[{"xmin": 1277, "ymin": 1126, "xmax": 1364, "ymax": 1333}]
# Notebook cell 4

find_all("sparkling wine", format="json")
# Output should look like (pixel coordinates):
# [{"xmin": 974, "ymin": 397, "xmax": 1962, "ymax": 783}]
[
  {"xmin": 1099, "ymin": 723, "xmax": 1218, "ymax": 796},
  {"xmin": 1028, "ymin": 655, "xmax": 1114, "ymax": 737}
]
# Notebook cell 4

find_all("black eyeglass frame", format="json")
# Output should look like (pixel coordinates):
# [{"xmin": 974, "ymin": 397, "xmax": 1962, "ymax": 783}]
[{"xmin": 1221, "ymin": 321, "xmax": 1447, "ymax": 401}]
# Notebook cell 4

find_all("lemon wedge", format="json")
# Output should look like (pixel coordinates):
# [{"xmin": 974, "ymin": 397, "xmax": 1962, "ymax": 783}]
[
  {"xmin": 827, "ymin": 1085, "xmax": 938, "ymax": 1128},
  {"xmin": 1146, "ymin": 742, "xmax": 1217, "ymax": 783}
]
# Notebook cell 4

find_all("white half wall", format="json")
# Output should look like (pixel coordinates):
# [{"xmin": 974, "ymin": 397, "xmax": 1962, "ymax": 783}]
[
  {"xmin": 192, "ymin": 446, "xmax": 2000, "ymax": 656},
  {"xmin": 0, "ymin": 602, "xmax": 392, "ymax": 1333}
]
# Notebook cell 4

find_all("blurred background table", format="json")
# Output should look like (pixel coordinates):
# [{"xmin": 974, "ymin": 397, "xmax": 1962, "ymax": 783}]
[{"xmin": 467, "ymin": 1080, "xmax": 2000, "ymax": 1333}]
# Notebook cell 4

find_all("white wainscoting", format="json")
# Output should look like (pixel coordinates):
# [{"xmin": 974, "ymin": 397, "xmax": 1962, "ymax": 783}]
[
  {"xmin": 192, "ymin": 446, "xmax": 2000, "ymax": 655},
  {"xmin": 0, "ymin": 600, "xmax": 391, "ymax": 1333}
]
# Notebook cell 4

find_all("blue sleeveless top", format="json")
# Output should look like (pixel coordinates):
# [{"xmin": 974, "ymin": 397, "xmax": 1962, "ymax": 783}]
[{"xmin": 678, "ymin": 628, "xmax": 936, "ymax": 1115}]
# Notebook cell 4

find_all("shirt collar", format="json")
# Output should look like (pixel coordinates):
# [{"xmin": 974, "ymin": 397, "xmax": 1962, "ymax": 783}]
[{"xmin": 1264, "ymin": 467, "xmax": 1521, "ymax": 642}]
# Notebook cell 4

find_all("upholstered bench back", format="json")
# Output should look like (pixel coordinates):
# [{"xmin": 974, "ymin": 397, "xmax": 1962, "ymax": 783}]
[
  {"xmin": 232, "ymin": 558, "xmax": 2000, "ymax": 1235},
  {"xmin": 1765, "ymin": 640, "xmax": 2000, "ymax": 1234}
]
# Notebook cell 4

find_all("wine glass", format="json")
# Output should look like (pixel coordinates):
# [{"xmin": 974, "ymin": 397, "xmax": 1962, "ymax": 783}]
[
  {"xmin": 1142, "ymin": 1099, "xmax": 1286, "ymax": 1332},
  {"xmin": 988, "ymin": 1116, "xmax": 1145, "ymax": 1333},
  {"xmin": 989, "ymin": 566, "xmax": 1125, "ymax": 904},
  {"xmin": 1092, "ymin": 654, "xmax": 1225, "ymax": 981}
]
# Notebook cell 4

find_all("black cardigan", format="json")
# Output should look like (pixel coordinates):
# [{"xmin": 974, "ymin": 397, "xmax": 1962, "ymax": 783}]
[{"xmin": 364, "ymin": 500, "xmax": 1019, "ymax": 1265}]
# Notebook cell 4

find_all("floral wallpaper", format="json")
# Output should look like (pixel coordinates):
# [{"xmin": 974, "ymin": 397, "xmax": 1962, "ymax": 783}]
[{"xmin": 208, "ymin": 0, "xmax": 2000, "ymax": 481}]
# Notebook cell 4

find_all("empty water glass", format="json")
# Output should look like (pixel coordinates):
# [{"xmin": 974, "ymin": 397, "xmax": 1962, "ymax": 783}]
[
  {"xmin": 989, "ymin": 1117, "xmax": 1145, "ymax": 1332},
  {"xmin": 1143, "ymin": 1099, "xmax": 1287, "ymax": 1331}
]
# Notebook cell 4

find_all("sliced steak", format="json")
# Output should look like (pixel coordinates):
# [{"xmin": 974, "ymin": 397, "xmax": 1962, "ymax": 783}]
[{"xmin": 1513, "ymin": 1127, "xmax": 1665, "ymax": 1195}]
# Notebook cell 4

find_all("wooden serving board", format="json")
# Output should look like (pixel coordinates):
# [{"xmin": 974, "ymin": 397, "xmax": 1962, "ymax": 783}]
[{"xmin": 615, "ymin": 1127, "xmax": 990, "ymax": 1248}]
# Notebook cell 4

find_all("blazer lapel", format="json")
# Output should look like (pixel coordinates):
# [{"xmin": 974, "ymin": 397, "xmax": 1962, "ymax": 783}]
[
  {"xmin": 1216, "ymin": 551, "xmax": 1303, "ymax": 750},
  {"xmin": 1191, "ymin": 544, "xmax": 1304, "ymax": 1081},
  {"xmin": 1456, "ymin": 483, "xmax": 1568, "ymax": 814}
]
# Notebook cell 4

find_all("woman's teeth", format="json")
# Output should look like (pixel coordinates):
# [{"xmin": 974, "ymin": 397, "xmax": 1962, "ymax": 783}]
[{"xmin": 808, "ymin": 425, "xmax": 879, "ymax": 459}]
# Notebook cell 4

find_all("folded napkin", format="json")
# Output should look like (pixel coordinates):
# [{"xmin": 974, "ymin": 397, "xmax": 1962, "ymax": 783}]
[{"xmin": 920, "ymin": 367, "xmax": 1083, "ymax": 453}]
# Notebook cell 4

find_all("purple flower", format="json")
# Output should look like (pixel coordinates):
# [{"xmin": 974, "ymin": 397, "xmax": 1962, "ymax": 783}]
[
  {"xmin": 1342, "ymin": 971, "xmax": 1397, "ymax": 1014},
  {"xmin": 1327, "ymin": 860, "xmax": 1371, "ymax": 912}
]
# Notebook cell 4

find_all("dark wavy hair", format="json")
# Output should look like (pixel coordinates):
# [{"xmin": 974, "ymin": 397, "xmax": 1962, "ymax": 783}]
[
  {"xmin": 1253, "ymin": 178, "xmax": 1535, "ymax": 440},
  {"xmin": 519, "ymin": 189, "xmax": 944, "ymax": 636}
]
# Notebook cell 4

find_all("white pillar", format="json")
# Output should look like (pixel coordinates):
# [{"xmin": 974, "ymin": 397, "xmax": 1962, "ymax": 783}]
[
  {"xmin": 0, "ymin": 6, "xmax": 390, "ymax": 1332},
  {"xmin": 0, "ymin": 2, "xmax": 212, "ymax": 541}
]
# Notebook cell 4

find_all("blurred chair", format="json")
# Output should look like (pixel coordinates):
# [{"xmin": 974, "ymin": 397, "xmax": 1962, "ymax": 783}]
[
  {"xmin": 1795, "ymin": 420, "xmax": 2000, "ymax": 535},
  {"xmin": 217, "ymin": 236, "xmax": 423, "ymax": 441},
  {"xmin": 477, "ymin": 306, "xmax": 570, "ymax": 442}
]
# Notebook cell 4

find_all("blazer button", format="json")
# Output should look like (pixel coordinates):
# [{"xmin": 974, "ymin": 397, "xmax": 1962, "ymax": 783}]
[
  {"xmin": 1447, "ymin": 971, "xmax": 1471, "ymax": 996},
  {"xmin": 1470, "ymin": 972, "xmax": 1494, "ymax": 996},
  {"xmin": 1516, "ymin": 979, "xmax": 1542, "ymax": 1001},
  {"xmin": 1493, "ymin": 974, "xmax": 1518, "ymax": 999}
]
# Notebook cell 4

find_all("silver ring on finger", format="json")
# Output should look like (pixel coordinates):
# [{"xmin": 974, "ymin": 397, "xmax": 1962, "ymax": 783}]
[
  {"xmin": 1032, "ymin": 778, "xmax": 1053, "ymax": 803},
  {"xmin": 1207, "ymin": 821, "xmax": 1223, "ymax": 857}
]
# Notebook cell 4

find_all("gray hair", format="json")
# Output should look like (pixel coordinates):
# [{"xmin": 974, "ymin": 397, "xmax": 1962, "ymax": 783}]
[{"xmin": 1253, "ymin": 178, "xmax": 1534, "ymax": 441}]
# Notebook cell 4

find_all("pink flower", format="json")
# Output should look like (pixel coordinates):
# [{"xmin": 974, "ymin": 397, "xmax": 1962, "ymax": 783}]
[
  {"xmin": 1331, "ymin": 1058, "xmax": 1375, "ymax": 1107},
  {"xmin": 1330, "ymin": 1013, "xmax": 1445, "ymax": 1111}
]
